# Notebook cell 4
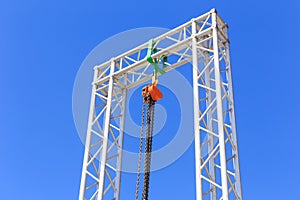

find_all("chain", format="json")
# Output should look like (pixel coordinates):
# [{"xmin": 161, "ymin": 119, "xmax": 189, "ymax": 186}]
[
  {"xmin": 135, "ymin": 93, "xmax": 156, "ymax": 200},
  {"xmin": 135, "ymin": 101, "xmax": 146, "ymax": 200},
  {"xmin": 142, "ymin": 94, "xmax": 155, "ymax": 200}
]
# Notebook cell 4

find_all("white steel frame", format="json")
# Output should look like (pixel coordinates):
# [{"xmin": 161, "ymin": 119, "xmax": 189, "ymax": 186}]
[{"xmin": 79, "ymin": 9, "xmax": 242, "ymax": 200}]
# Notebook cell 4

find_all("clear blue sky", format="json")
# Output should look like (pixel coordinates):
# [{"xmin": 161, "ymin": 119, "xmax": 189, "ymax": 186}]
[{"xmin": 1, "ymin": 0, "xmax": 300, "ymax": 199}]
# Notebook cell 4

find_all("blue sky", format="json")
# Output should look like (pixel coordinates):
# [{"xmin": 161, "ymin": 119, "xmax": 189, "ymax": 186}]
[{"xmin": 1, "ymin": 0, "xmax": 300, "ymax": 199}]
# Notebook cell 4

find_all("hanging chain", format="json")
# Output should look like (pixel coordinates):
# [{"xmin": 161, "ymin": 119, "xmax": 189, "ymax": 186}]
[
  {"xmin": 135, "ymin": 92, "xmax": 156, "ymax": 200},
  {"xmin": 135, "ymin": 101, "xmax": 146, "ymax": 200},
  {"xmin": 142, "ymin": 95, "xmax": 155, "ymax": 200}
]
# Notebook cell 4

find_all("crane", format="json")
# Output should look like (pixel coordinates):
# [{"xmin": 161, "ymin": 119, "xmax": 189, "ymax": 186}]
[{"xmin": 79, "ymin": 9, "xmax": 243, "ymax": 200}]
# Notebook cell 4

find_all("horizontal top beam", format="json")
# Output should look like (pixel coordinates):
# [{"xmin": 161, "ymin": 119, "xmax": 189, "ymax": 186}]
[{"xmin": 93, "ymin": 8, "xmax": 228, "ymax": 87}]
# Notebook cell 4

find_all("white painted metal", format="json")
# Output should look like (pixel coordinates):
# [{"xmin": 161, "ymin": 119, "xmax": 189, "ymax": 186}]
[
  {"xmin": 192, "ymin": 19, "xmax": 202, "ymax": 200},
  {"xmin": 205, "ymin": 48, "xmax": 217, "ymax": 200},
  {"xmin": 79, "ymin": 67, "xmax": 99, "ymax": 200},
  {"xmin": 223, "ymin": 25, "xmax": 243, "ymax": 199},
  {"xmin": 211, "ymin": 12, "xmax": 229, "ymax": 200},
  {"xmin": 97, "ymin": 60, "xmax": 115, "ymax": 200},
  {"xmin": 114, "ymin": 86, "xmax": 127, "ymax": 200},
  {"xmin": 79, "ymin": 9, "xmax": 242, "ymax": 200}
]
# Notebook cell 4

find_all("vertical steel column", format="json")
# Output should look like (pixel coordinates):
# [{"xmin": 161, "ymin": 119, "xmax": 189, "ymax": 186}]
[
  {"xmin": 114, "ymin": 87, "xmax": 127, "ymax": 200},
  {"xmin": 192, "ymin": 19, "xmax": 202, "ymax": 200},
  {"xmin": 97, "ymin": 59, "xmax": 115, "ymax": 200},
  {"xmin": 224, "ymin": 26, "xmax": 243, "ymax": 199},
  {"xmin": 79, "ymin": 68, "xmax": 99, "ymax": 199},
  {"xmin": 212, "ymin": 12, "xmax": 229, "ymax": 200},
  {"xmin": 204, "ymin": 50, "xmax": 217, "ymax": 200}
]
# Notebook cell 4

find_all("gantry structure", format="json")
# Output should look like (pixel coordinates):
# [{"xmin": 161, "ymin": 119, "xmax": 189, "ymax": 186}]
[{"xmin": 79, "ymin": 9, "xmax": 242, "ymax": 200}]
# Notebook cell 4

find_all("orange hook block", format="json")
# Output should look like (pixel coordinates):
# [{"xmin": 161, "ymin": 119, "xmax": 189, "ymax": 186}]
[{"xmin": 142, "ymin": 84, "xmax": 163, "ymax": 102}]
